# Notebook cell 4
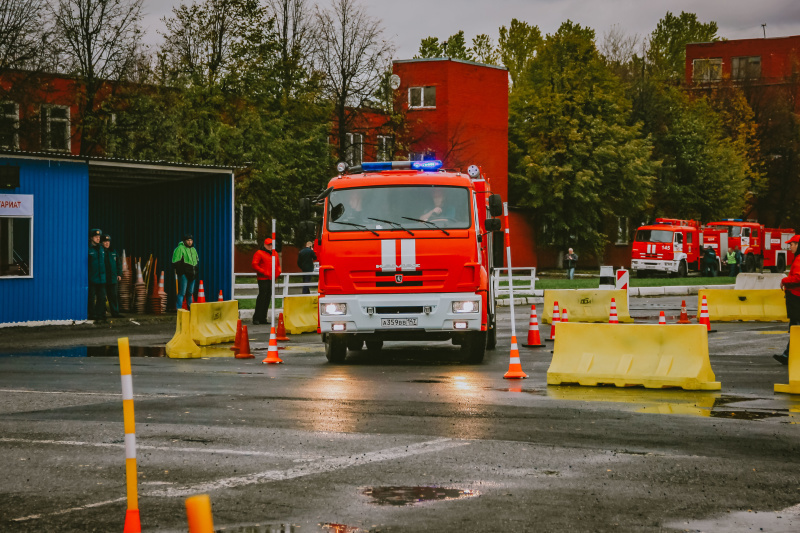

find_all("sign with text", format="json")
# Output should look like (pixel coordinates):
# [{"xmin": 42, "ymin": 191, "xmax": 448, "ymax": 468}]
[{"xmin": 0, "ymin": 194, "xmax": 33, "ymax": 216}]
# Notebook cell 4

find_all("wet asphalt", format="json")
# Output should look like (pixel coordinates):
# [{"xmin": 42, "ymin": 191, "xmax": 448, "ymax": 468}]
[{"xmin": 0, "ymin": 296, "xmax": 799, "ymax": 533}]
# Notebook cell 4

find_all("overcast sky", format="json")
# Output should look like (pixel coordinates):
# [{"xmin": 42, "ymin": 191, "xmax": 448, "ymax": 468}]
[{"xmin": 140, "ymin": 0, "xmax": 800, "ymax": 59}]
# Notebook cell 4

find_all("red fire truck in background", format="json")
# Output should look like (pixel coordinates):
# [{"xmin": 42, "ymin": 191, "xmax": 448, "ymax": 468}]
[
  {"xmin": 631, "ymin": 218, "xmax": 794, "ymax": 276},
  {"xmin": 299, "ymin": 160, "xmax": 504, "ymax": 364}
]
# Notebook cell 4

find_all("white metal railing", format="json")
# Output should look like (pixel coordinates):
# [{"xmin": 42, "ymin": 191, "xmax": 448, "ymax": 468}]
[
  {"xmin": 492, "ymin": 267, "xmax": 537, "ymax": 297},
  {"xmin": 234, "ymin": 272, "xmax": 319, "ymax": 300}
]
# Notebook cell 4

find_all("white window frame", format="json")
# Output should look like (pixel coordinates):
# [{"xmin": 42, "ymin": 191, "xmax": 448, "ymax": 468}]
[
  {"xmin": 0, "ymin": 102, "xmax": 19, "ymax": 150},
  {"xmin": 616, "ymin": 216, "xmax": 629, "ymax": 245},
  {"xmin": 377, "ymin": 135, "xmax": 393, "ymax": 162},
  {"xmin": 408, "ymin": 86, "xmax": 437, "ymax": 109},
  {"xmin": 41, "ymin": 104, "xmax": 71, "ymax": 152},
  {"xmin": 732, "ymin": 56, "xmax": 761, "ymax": 80},
  {"xmin": 235, "ymin": 203, "xmax": 258, "ymax": 244},
  {"xmin": 345, "ymin": 132, "xmax": 363, "ymax": 166},
  {"xmin": 0, "ymin": 195, "xmax": 34, "ymax": 279},
  {"xmin": 692, "ymin": 58, "xmax": 723, "ymax": 82}
]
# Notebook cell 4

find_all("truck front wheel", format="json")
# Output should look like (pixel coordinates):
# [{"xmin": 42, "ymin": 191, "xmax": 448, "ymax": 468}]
[
  {"xmin": 678, "ymin": 260, "xmax": 688, "ymax": 278},
  {"xmin": 461, "ymin": 331, "xmax": 487, "ymax": 364},
  {"xmin": 325, "ymin": 334, "xmax": 347, "ymax": 363}
]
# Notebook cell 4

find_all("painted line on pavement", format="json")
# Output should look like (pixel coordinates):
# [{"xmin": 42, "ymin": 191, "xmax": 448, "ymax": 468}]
[
  {"xmin": 0, "ymin": 388, "xmax": 180, "ymax": 398},
  {"xmin": 13, "ymin": 497, "xmax": 127, "ymax": 522}
]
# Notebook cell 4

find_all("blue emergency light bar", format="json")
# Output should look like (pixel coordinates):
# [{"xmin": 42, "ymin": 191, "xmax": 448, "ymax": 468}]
[
  {"xmin": 359, "ymin": 160, "xmax": 443, "ymax": 172},
  {"xmin": 723, "ymin": 218, "xmax": 743, "ymax": 222}
]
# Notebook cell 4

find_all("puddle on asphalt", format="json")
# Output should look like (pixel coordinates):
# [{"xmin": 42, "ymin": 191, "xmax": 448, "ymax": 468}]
[
  {"xmin": 363, "ymin": 486, "xmax": 479, "ymax": 506},
  {"xmin": 214, "ymin": 523, "xmax": 385, "ymax": 532},
  {"xmin": 547, "ymin": 386, "xmax": 800, "ymax": 421},
  {"xmin": 405, "ymin": 379, "xmax": 445, "ymax": 383}
]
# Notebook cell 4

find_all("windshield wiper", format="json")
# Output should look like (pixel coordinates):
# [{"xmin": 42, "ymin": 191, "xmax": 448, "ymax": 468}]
[
  {"xmin": 332, "ymin": 221, "xmax": 380, "ymax": 236},
  {"xmin": 368, "ymin": 217, "xmax": 414, "ymax": 236},
  {"xmin": 402, "ymin": 216, "xmax": 450, "ymax": 236}
]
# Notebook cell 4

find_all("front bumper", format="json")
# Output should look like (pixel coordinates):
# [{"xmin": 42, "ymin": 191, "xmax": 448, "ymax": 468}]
[
  {"xmin": 319, "ymin": 292, "xmax": 483, "ymax": 334},
  {"xmin": 631, "ymin": 259, "xmax": 679, "ymax": 273}
]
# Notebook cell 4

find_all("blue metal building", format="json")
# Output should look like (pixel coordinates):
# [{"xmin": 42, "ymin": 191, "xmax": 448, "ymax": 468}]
[{"xmin": 0, "ymin": 153, "xmax": 235, "ymax": 326}]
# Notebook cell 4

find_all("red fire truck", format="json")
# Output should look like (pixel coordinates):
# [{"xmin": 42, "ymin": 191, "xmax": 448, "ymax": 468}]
[
  {"xmin": 299, "ymin": 160, "xmax": 504, "ymax": 364},
  {"xmin": 631, "ymin": 218, "xmax": 794, "ymax": 276}
]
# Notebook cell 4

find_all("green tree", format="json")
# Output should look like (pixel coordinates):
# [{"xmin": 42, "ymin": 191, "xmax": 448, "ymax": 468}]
[
  {"xmin": 509, "ymin": 21, "xmax": 657, "ymax": 257},
  {"xmin": 471, "ymin": 34, "xmax": 498, "ymax": 65},
  {"xmin": 498, "ymin": 19, "xmax": 541, "ymax": 88},
  {"xmin": 442, "ymin": 30, "xmax": 472, "ymax": 60},
  {"xmin": 647, "ymin": 11, "xmax": 718, "ymax": 81},
  {"xmin": 416, "ymin": 36, "xmax": 443, "ymax": 58}
]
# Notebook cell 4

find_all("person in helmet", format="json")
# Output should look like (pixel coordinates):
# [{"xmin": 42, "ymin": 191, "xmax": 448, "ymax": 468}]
[{"xmin": 776, "ymin": 235, "xmax": 800, "ymax": 365}]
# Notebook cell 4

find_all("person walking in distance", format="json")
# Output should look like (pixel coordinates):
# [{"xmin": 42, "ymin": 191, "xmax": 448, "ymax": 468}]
[
  {"xmin": 297, "ymin": 241, "xmax": 317, "ymax": 295},
  {"xmin": 88, "ymin": 229, "xmax": 107, "ymax": 322},
  {"xmin": 775, "ymin": 235, "xmax": 800, "ymax": 365},
  {"xmin": 172, "ymin": 234, "xmax": 199, "ymax": 310},
  {"xmin": 565, "ymin": 248, "xmax": 578, "ymax": 280},
  {"xmin": 101, "ymin": 234, "xmax": 123, "ymax": 318},
  {"xmin": 252, "ymin": 238, "xmax": 281, "ymax": 325}
]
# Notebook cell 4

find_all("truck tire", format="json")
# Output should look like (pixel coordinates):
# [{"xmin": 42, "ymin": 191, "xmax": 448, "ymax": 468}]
[
  {"xmin": 325, "ymin": 335, "xmax": 347, "ymax": 363},
  {"xmin": 365, "ymin": 340, "xmax": 383, "ymax": 351},
  {"xmin": 461, "ymin": 331, "xmax": 486, "ymax": 364},
  {"xmin": 347, "ymin": 337, "xmax": 363, "ymax": 351},
  {"xmin": 486, "ymin": 311, "xmax": 497, "ymax": 350},
  {"xmin": 678, "ymin": 260, "xmax": 688, "ymax": 278},
  {"xmin": 744, "ymin": 253, "xmax": 756, "ymax": 273}
]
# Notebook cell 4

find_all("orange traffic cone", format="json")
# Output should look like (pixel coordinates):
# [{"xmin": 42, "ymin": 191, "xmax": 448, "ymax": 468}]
[
  {"xmin": 218, "ymin": 289, "xmax": 224, "ymax": 302},
  {"xmin": 659, "ymin": 311, "xmax": 666, "ymax": 325},
  {"xmin": 262, "ymin": 327, "xmax": 283, "ymax": 364},
  {"xmin": 235, "ymin": 325, "xmax": 254, "ymax": 359},
  {"xmin": 699, "ymin": 295, "xmax": 714, "ymax": 331},
  {"xmin": 197, "ymin": 280, "xmax": 206, "ymax": 303},
  {"xmin": 230, "ymin": 320, "xmax": 242, "ymax": 353},
  {"xmin": 609, "ymin": 297, "xmax": 619, "ymax": 324},
  {"xmin": 547, "ymin": 301, "xmax": 560, "ymax": 341},
  {"xmin": 503, "ymin": 336, "xmax": 528, "ymax": 379},
  {"xmin": 276, "ymin": 313, "xmax": 290, "ymax": 341},
  {"xmin": 561, "ymin": 308, "xmax": 568, "ymax": 324},
  {"xmin": 522, "ymin": 305, "xmax": 544, "ymax": 348},
  {"xmin": 678, "ymin": 300, "xmax": 691, "ymax": 324},
  {"xmin": 124, "ymin": 510, "xmax": 141, "ymax": 533}
]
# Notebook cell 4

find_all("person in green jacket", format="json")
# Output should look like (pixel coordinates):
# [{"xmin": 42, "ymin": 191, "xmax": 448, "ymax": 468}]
[
  {"xmin": 88, "ymin": 228, "xmax": 107, "ymax": 322},
  {"xmin": 102, "ymin": 234, "xmax": 123, "ymax": 318},
  {"xmin": 173, "ymin": 233, "xmax": 199, "ymax": 310}
]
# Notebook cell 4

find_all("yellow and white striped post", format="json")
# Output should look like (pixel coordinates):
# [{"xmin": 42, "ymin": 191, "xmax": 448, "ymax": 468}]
[{"xmin": 119, "ymin": 337, "xmax": 141, "ymax": 533}]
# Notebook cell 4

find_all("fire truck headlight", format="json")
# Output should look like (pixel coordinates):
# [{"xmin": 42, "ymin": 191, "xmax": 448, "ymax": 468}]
[
  {"xmin": 322, "ymin": 303, "xmax": 347, "ymax": 315},
  {"xmin": 452, "ymin": 300, "xmax": 479, "ymax": 313}
]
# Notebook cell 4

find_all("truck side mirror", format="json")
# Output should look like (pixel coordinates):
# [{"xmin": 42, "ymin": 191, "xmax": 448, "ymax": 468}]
[
  {"xmin": 484, "ymin": 218, "xmax": 502, "ymax": 232},
  {"xmin": 488, "ymin": 194, "xmax": 503, "ymax": 217},
  {"xmin": 299, "ymin": 198, "xmax": 311, "ymax": 220},
  {"xmin": 330, "ymin": 203, "xmax": 345, "ymax": 222}
]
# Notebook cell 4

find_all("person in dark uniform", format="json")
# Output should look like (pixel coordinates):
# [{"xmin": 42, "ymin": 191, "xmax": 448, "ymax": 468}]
[
  {"xmin": 101, "ymin": 234, "xmax": 123, "ymax": 318},
  {"xmin": 297, "ymin": 241, "xmax": 317, "ymax": 294},
  {"xmin": 775, "ymin": 235, "xmax": 800, "ymax": 365},
  {"xmin": 88, "ymin": 228, "xmax": 107, "ymax": 322}
]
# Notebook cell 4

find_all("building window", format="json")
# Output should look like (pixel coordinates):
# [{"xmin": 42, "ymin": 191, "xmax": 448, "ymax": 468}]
[
  {"xmin": 345, "ymin": 132, "xmax": 363, "ymax": 166},
  {"xmin": 0, "ymin": 103, "xmax": 19, "ymax": 149},
  {"xmin": 377, "ymin": 135, "xmax": 393, "ymax": 162},
  {"xmin": 692, "ymin": 58, "xmax": 722, "ymax": 82},
  {"xmin": 41, "ymin": 105, "xmax": 71, "ymax": 152},
  {"xmin": 616, "ymin": 217, "xmax": 629, "ymax": 245},
  {"xmin": 409, "ymin": 86, "xmax": 436, "ymax": 108},
  {"xmin": 235, "ymin": 204, "xmax": 257, "ymax": 244},
  {"xmin": 732, "ymin": 56, "xmax": 761, "ymax": 80}
]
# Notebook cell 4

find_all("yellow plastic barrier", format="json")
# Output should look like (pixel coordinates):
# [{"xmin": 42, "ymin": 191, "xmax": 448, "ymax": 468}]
[
  {"xmin": 283, "ymin": 295, "xmax": 319, "ymax": 334},
  {"xmin": 189, "ymin": 301, "xmax": 239, "ymax": 346},
  {"xmin": 775, "ymin": 326, "xmax": 800, "ymax": 395},
  {"xmin": 546, "ymin": 323, "xmax": 721, "ymax": 390},
  {"xmin": 542, "ymin": 290, "xmax": 633, "ymax": 324},
  {"xmin": 166, "ymin": 310, "xmax": 201, "ymax": 358},
  {"xmin": 698, "ymin": 289, "xmax": 787, "ymax": 322}
]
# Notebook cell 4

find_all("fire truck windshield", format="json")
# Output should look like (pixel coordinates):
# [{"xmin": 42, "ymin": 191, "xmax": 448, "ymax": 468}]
[
  {"xmin": 635, "ymin": 229, "xmax": 674, "ymax": 243},
  {"xmin": 327, "ymin": 186, "xmax": 471, "ymax": 231},
  {"xmin": 710, "ymin": 225, "xmax": 741, "ymax": 237}
]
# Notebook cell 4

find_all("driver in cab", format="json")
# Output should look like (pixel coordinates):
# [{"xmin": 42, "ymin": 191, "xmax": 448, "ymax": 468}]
[{"xmin": 420, "ymin": 188, "xmax": 455, "ymax": 222}]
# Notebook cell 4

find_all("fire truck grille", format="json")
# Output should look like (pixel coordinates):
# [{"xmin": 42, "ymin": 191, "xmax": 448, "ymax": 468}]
[
  {"xmin": 375, "ymin": 306, "xmax": 424, "ymax": 314},
  {"xmin": 351, "ymin": 269, "xmax": 449, "ymax": 289}
]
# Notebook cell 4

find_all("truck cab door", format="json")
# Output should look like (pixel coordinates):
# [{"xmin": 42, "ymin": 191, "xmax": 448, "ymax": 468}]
[
  {"xmin": 673, "ymin": 232, "xmax": 683, "ymax": 253},
  {"xmin": 741, "ymin": 227, "xmax": 751, "ymax": 247}
]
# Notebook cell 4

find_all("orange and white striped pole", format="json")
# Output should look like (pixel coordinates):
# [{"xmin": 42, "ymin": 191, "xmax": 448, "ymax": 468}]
[
  {"xmin": 270, "ymin": 219, "xmax": 277, "ymax": 328},
  {"xmin": 118, "ymin": 337, "xmax": 141, "ymax": 533},
  {"xmin": 503, "ymin": 202, "xmax": 527, "ymax": 379}
]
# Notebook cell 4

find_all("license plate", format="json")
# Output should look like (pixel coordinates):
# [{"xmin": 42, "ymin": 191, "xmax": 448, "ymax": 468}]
[{"xmin": 381, "ymin": 318, "xmax": 418, "ymax": 327}]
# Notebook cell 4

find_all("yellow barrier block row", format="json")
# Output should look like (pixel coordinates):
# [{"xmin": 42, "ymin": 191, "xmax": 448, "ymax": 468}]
[
  {"xmin": 547, "ymin": 323, "xmax": 721, "ymax": 390},
  {"xmin": 698, "ymin": 289, "xmax": 787, "ymax": 322},
  {"xmin": 775, "ymin": 325, "xmax": 800, "ymax": 395},
  {"xmin": 542, "ymin": 290, "xmax": 633, "ymax": 324},
  {"xmin": 284, "ymin": 295, "xmax": 319, "ymax": 334},
  {"xmin": 190, "ymin": 301, "xmax": 239, "ymax": 345},
  {"xmin": 166, "ymin": 310, "xmax": 201, "ymax": 358}
]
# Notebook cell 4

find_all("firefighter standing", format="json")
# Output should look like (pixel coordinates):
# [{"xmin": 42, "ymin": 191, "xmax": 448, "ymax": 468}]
[
  {"xmin": 173, "ymin": 234, "xmax": 199, "ymax": 310},
  {"xmin": 88, "ymin": 229, "xmax": 107, "ymax": 322},
  {"xmin": 703, "ymin": 247, "xmax": 718, "ymax": 277},
  {"xmin": 775, "ymin": 235, "xmax": 800, "ymax": 365},
  {"xmin": 252, "ymin": 238, "xmax": 281, "ymax": 325},
  {"xmin": 101, "ymin": 234, "xmax": 123, "ymax": 318},
  {"xmin": 297, "ymin": 241, "xmax": 317, "ymax": 295},
  {"xmin": 726, "ymin": 248, "xmax": 738, "ymax": 277}
]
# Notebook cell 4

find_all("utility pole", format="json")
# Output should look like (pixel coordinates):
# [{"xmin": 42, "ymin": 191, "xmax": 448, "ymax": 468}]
[{"xmin": 762, "ymin": 24, "xmax": 767, "ymax": 38}]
